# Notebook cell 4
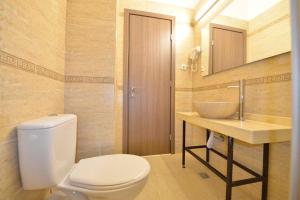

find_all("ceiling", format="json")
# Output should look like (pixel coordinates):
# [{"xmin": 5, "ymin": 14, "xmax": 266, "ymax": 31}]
[
  {"xmin": 148, "ymin": 0, "xmax": 201, "ymax": 9},
  {"xmin": 221, "ymin": 0, "xmax": 282, "ymax": 21}
]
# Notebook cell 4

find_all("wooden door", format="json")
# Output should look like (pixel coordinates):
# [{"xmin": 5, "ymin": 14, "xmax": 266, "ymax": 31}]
[
  {"xmin": 123, "ymin": 10, "xmax": 175, "ymax": 156},
  {"xmin": 210, "ymin": 24, "xmax": 246, "ymax": 73}
]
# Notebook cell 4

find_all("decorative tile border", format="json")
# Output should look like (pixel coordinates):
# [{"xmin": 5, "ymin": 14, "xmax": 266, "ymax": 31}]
[
  {"xmin": 65, "ymin": 75, "xmax": 114, "ymax": 84},
  {"xmin": 193, "ymin": 73, "xmax": 291, "ymax": 92},
  {"xmin": 36, "ymin": 65, "xmax": 65, "ymax": 82},
  {"xmin": 0, "ymin": 50, "xmax": 114, "ymax": 84},
  {"xmin": 0, "ymin": 50, "xmax": 64, "ymax": 81},
  {"xmin": 116, "ymin": 73, "xmax": 291, "ymax": 92},
  {"xmin": 246, "ymin": 73, "xmax": 291, "ymax": 86},
  {"xmin": 0, "ymin": 50, "xmax": 36, "ymax": 73},
  {"xmin": 0, "ymin": 50, "xmax": 291, "ymax": 86}
]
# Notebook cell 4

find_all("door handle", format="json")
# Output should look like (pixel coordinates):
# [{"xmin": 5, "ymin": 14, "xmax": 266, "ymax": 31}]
[{"xmin": 129, "ymin": 87, "xmax": 136, "ymax": 97}]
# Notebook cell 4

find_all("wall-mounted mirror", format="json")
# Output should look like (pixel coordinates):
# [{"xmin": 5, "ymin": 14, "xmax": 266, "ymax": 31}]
[{"xmin": 200, "ymin": 0, "xmax": 291, "ymax": 76}]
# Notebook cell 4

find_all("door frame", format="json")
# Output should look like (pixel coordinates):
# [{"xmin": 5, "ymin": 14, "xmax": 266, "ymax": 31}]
[
  {"xmin": 123, "ymin": 9, "xmax": 176, "ymax": 154},
  {"xmin": 209, "ymin": 23, "xmax": 247, "ymax": 74}
]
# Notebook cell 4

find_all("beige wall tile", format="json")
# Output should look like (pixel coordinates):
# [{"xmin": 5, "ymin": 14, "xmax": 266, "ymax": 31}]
[
  {"xmin": 65, "ymin": 83, "xmax": 115, "ymax": 160},
  {"xmin": 0, "ymin": 140, "xmax": 21, "ymax": 200},
  {"xmin": 175, "ymin": 91, "xmax": 195, "ymax": 152},
  {"xmin": 245, "ymin": 81, "xmax": 291, "ymax": 117},
  {"xmin": 0, "ymin": 0, "xmax": 66, "ymax": 74},
  {"xmin": 1, "ymin": 66, "xmax": 64, "ymax": 136},
  {"xmin": 65, "ymin": 0, "xmax": 116, "ymax": 160},
  {"xmin": 0, "ymin": 66, "xmax": 64, "ymax": 199},
  {"xmin": 66, "ymin": 0, "xmax": 116, "ymax": 77},
  {"xmin": 0, "ymin": 0, "xmax": 66, "ymax": 199}
]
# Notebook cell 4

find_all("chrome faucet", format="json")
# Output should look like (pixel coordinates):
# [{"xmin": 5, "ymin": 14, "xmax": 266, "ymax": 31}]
[{"xmin": 227, "ymin": 79, "xmax": 245, "ymax": 121}]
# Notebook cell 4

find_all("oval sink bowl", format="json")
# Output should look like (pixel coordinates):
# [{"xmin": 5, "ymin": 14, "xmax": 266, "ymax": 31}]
[{"xmin": 193, "ymin": 101, "xmax": 239, "ymax": 119}]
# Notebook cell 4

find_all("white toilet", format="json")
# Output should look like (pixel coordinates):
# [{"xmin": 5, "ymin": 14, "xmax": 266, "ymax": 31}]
[{"xmin": 17, "ymin": 114, "xmax": 151, "ymax": 200}]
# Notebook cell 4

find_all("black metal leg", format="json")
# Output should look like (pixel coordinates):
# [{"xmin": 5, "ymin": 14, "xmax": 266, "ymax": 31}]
[
  {"xmin": 226, "ymin": 137, "xmax": 234, "ymax": 200},
  {"xmin": 181, "ymin": 121, "xmax": 269, "ymax": 200},
  {"xmin": 261, "ymin": 144, "xmax": 269, "ymax": 200},
  {"xmin": 206, "ymin": 129, "xmax": 210, "ymax": 162},
  {"xmin": 182, "ymin": 120, "xmax": 186, "ymax": 168}
]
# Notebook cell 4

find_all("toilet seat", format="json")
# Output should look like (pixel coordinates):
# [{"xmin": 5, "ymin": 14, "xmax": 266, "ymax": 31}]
[{"xmin": 68, "ymin": 154, "xmax": 151, "ymax": 191}]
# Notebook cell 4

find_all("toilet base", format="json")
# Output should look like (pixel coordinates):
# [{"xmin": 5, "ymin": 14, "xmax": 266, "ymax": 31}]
[
  {"xmin": 57, "ymin": 178, "xmax": 147, "ymax": 200},
  {"xmin": 64, "ymin": 190, "xmax": 89, "ymax": 200},
  {"xmin": 52, "ymin": 190, "xmax": 140, "ymax": 200},
  {"xmin": 48, "ymin": 190, "xmax": 88, "ymax": 200}
]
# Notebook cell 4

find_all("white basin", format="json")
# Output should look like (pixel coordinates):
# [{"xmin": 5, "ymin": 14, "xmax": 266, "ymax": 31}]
[{"xmin": 193, "ymin": 101, "xmax": 239, "ymax": 119}]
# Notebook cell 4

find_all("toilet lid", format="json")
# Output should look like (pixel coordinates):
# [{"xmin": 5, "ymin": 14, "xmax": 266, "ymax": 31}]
[{"xmin": 69, "ymin": 154, "xmax": 150, "ymax": 187}]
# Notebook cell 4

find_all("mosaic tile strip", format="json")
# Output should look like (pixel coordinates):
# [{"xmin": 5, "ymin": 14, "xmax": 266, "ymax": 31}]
[
  {"xmin": 36, "ymin": 65, "xmax": 65, "ymax": 82},
  {"xmin": 0, "ymin": 50, "xmax": 291, "ymax": 86},
  {"xmin": 193, "ymin": 73, "xmax": 291, "ymax": 92},
  {"xmin": 65, "ymin": 75, "xmax": 114, "ymax": 84},
  {"xmin": 0, "ymin": 50, "xmax": 64, "ymax": 82},
  {"xmin": 0, "ymin": 50, "xmax": 114, "ymax": 84},
  {"xmin": 116, "ymin": 73, "xmax": 291, "ymax": 92},
  {"xmin": 0, "ymin": 50, "xmax": 36, "ymax": 73},
  {"xmin": 246, "ymin": 73, "xmax": 291, "ymax": 86}
]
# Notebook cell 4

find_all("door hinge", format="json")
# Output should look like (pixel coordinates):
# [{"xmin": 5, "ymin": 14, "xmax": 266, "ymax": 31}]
[
  {"xmin": 169, "ymin": 134, "xmax": 172, "ymax": 141},
  {"xmin": 170, "ymin": 34, "xmax": 174, "ymax": 41},
  {"xmin": 211, "ymin": 40, "xmax": 214, "ymax": 46}
]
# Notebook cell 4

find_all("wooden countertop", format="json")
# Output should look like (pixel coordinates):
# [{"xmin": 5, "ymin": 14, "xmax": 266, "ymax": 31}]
[{"xmin": 176, "ymin": 112, "xmax": 291, "ymax": 144}]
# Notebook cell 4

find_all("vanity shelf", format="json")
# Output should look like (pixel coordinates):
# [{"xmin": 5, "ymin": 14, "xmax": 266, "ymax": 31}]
[{"xmin": 177, "ymin": 112, "xmax": 291, "ymax": 200}]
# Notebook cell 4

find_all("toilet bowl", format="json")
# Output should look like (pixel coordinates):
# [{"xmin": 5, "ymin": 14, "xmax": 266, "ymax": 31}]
[
  {"xmin": 58, "ymin": 154, "xmax": 150, "ymax": 200},
  {"xmin": 17, "ymin": 114, "xmax": 151, "ymax": 200}
]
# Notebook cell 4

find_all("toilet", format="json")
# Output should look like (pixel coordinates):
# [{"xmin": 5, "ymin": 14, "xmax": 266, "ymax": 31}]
[{"xmin": 17, "ymin": 114, "xmax": 151, "ymax": 200}]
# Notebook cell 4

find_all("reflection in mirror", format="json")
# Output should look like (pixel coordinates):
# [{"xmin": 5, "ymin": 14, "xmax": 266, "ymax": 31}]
[{"xmin": 200, "ymin": 0, "xmax": 291, "ymax": 76}]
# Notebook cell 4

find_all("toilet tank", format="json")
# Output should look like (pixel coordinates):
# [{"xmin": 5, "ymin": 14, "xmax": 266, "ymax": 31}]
[{"xmin": 17, "ymin": 114, "xmax": 77, "ymax": 190}]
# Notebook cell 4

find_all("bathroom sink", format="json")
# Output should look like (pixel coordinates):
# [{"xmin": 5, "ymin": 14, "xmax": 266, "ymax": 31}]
[{"xmin": 193, "ymin": 101, "xmax": 239, "ymax": 119}]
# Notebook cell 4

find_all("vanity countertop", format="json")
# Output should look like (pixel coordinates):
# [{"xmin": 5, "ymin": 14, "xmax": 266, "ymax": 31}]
[{"xmin": 176, "ymin": 112, "xmax": 291, "ymax": 144}]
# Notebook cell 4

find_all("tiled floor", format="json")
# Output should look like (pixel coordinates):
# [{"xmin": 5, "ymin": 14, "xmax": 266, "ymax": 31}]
[{"xmin": 135, "ymin": 153, "xmax": 259, "ymax": 200}]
